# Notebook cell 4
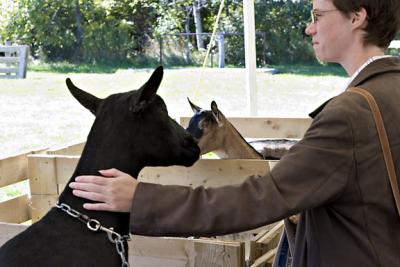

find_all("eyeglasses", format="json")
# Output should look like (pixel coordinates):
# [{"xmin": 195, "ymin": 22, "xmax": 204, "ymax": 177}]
[{"xmin": 311, "ymin": 9, "xmax": 339, "ymax": 23}]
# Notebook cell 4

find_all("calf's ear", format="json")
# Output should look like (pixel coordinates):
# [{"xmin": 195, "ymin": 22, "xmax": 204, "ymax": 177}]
[
  {"xmin": 187, "ymin": 97, "xmax": 202, "ymax": 113},
  {"xmin": 66, "ymin": 78, "xmax": 101, "ymax": 115}
]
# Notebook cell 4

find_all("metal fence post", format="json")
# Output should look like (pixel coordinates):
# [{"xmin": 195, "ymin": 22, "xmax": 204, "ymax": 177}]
[{"xmin": 216, "ymin": 32, "xmax": 225, "ymax": 68}]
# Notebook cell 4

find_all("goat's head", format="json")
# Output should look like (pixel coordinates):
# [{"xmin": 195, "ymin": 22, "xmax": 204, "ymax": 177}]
[
  {"xmin": 186, "ymin": 98, "xmax": 228, "ymax": 155},
  {"xmin": 66, "ymin": 66, "xmax": 200, "ymax": 172}
]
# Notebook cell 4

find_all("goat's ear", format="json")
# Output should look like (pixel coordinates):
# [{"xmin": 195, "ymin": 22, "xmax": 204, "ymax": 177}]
[
  {"xmin": 138, "ymin": 66, "xmax": 163, "ymax": 103},
  {"xmin": 211, "ymin": 100, "xmax": 222, "ymax": 125},
  {"xmin": 66, "ymin": 78, "xmax": 101, "ymax": 115},
  {"xmin": 130, "ymin": 66, "xmax": 163, "ymax": 113},
  {"xmin": 187, "ymin": 97, "xmax": 202, "ymax": 113}
]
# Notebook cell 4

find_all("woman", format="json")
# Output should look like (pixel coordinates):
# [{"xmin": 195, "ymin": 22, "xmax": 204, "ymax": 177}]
[{"xmin": 69, "ymin": 0, "xmax": 400, "ymax": 266}]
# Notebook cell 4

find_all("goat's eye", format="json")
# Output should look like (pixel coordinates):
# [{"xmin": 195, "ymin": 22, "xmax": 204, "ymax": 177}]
[{"xmin": 200, "ymin": 120, "xmax": 209, "ymax": 128}]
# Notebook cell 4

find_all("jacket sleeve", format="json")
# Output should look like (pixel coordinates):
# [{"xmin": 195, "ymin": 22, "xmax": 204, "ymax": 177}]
[{"xmin": 129, "ymin": 100, "xmax": 355, "ymax": 237}]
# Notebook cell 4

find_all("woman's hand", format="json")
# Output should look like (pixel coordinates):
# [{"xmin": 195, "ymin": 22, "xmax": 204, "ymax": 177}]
[{"xmin": 69, "ymin": 168, "xmax": 138, "ymax": 212}]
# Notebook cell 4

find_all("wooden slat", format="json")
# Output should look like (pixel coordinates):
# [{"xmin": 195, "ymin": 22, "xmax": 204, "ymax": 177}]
[
  {"xmin": 0, "ymin": 67, "xmax": 18, "ymax": 73},
  {"xmin": 180, "ymin": 117, "xmax": 312, "ymax": 138},
  {"xmin": 256, "ymin": 220, "xmax": 284, "ymax": 244},
  {"xmin": 139, "ymin": 159, "xmax": 269, "ymax": 187},
  {"xmin": 46, "ymin": 155, "xmax": 270, "ymax": 188},
  {"xmin": 0, "ymin": 194, "xmax": 30, "ymax": 223},
  {"xmin": 0, "ymin": 223, "xmax": 243, "ymax": 267},
  {"xmin": 0, "ymin": 223, "xmax": 28, "ymax": 247},
  {"xmin": 0, "ymin": 46, "xmax": 20, "ymax": 53},
  {"xmin": 0, "ymin": 153, "xmax": 28, "ymax": 188},
  {"xmin": 30, "ymin": 194, "xmax": 58, "ymax": 223},
  {"xmin": 0, "ymin": 149, "xmax": 49, "ymax": 188},
  {"xmin": 130, "ymin": 236, "xmax": 244, "ymax": 267},
  {"xmin": 268, "ymin": 160, "xmax": 279, "ymax": 170},
  {"xmin": 28, "ymin": 154, "xmax": 58, "ymax": 195},
  {"xmin": 55, "ymin": 156, "xmax": 79, "ymax": 185},
  {"xmin": 0, "ymin": 56, "xmax": 19, "ymax": 63},
  {"xmin": 0, "ymin": 75, "xmax": 19, "ymax": 79},
  {"xmin": 47, "ymin": 142, "xmax": 85, "ymax": 155},
  {"xmin": 250, "ymin": 248, "xmax": 277, "ymax": 267}
]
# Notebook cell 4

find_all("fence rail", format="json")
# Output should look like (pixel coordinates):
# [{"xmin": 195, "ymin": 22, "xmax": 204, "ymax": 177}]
[{"xmin": 0, "ymin": 44, "xmax": 29, "ymax": 79}]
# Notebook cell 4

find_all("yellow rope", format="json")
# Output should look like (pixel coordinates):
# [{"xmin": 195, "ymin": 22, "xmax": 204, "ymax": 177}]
[{"xmin": 191, "ymin": 0, "xmax": 225, "ymax": 101}]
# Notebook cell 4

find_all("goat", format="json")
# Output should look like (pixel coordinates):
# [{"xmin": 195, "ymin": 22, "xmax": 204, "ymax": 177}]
[
  {"xmin": 186, "ymin": 99, "xmax": 297, "ymax": 265},
  {"xmin": 186, "ymin": 99, "xmax": 296, "ymax": 160},
  {"xmin": 0, "ymin": 66, "xmax": 200, "ymax": 267}
]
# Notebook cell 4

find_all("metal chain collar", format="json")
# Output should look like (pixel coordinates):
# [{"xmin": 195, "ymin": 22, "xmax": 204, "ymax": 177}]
[{"xmin": 55, "ymin": 201, "xmax": 131, "ymax": 267}]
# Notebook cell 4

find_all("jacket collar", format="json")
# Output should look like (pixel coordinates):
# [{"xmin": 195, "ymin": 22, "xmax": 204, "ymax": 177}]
[
  {"xmin": 348, "ymin": 56, "xmax": 400, "ymax": 87},
  {"xmin": 309, "ymin": 57, "xmax": 400, "ymax": 119}
]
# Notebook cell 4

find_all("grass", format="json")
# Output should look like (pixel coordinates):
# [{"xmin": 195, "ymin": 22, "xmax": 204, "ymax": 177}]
[
  {"xmin": 0, "ymin": 181, "xmax": 29, "ymax": 202},
  {"xmin": 28, "ymin": 61, "xmax": 347, "ymax": 76},
  {"xmin": 29, "ymin": 61, "xmax": 123, "ymax": 73},
  {"xmin": 272, "ymin": 63, "xmax": 347, "ymax": 76},
  {"xmin": 1, "ymin": 64, "xmax": 348, "ymax": 158}
]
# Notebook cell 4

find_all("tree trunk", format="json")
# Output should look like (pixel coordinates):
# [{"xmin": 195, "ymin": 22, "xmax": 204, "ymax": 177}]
[
  {"xmin": 74, "ymin": 0, "xmax": 84, "ymax": 60},
  {"xmin": 184, "ymin": 6, "xmax": 192, "ymax": 63},
  {"xmin": 193, "ymin": 0, "xmax": 204, "ymax": 50}
]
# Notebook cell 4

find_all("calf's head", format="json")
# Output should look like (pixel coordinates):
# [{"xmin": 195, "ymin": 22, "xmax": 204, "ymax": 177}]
[
  {"xmin": 186, "ymin": 99, "xmax": 227, "ymax": 155},
  {"xmin": 66, "ymin": 66, "xmax": 200, "ymax": 174}
]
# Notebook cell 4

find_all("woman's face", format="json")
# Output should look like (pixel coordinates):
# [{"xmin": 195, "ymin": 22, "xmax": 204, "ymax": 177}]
[{"xmin": 305, "ymin": 0, "xmax": 355, "ymax": 64}]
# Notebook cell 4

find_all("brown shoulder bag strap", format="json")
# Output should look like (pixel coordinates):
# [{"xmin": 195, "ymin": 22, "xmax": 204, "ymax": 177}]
[{"xmin": 348, "ymin": 87, "xmax": 400, "ymax": 217}]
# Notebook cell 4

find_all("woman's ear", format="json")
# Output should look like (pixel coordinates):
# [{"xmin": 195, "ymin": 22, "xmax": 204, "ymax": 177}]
[{"xmin": 351, "ymin": 7, "xmax": 368, "ymax": 29}]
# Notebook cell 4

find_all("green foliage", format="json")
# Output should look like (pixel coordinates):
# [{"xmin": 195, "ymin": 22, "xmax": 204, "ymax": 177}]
[
  {"xmin": 1, "ymin": 0, "xmax": 318, "ymax": 66},
  {"xmin": 159, "ymin": 0, "xmax": 315, "ymax": 66},
  {"xmin": 1, "ymin": 0, "xmax": 159, "ymax": 63},
  {"xmin": 255, "ymin": 0, "xmax": 314, "ymax": 64}
]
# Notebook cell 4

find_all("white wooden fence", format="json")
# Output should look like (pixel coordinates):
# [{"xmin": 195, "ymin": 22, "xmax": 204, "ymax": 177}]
[{"xmin": 0, "ymin": 43, "xmax": 29, "ymax": 79}]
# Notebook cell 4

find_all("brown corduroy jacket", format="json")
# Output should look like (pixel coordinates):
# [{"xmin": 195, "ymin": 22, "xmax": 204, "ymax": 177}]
[{"xmin": 130, "ymin": 57, "xmax": 400, "ymax": 267}]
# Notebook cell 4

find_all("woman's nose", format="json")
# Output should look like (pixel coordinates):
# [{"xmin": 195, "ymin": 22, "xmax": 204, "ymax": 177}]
[{"xmin": 305, "ymin": 22, "xmax": 315, "ymax": 36}]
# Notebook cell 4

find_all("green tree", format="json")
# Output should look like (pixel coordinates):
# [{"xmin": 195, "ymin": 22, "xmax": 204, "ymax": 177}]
[{"xmin": 0, "ymin": 0, "xmax": 316, "ymax": 66}]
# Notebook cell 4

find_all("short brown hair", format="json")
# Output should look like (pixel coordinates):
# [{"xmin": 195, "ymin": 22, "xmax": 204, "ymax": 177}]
[{"xmin": 332, "ymin": 0, "xmax": 400, "ymax": 48}]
